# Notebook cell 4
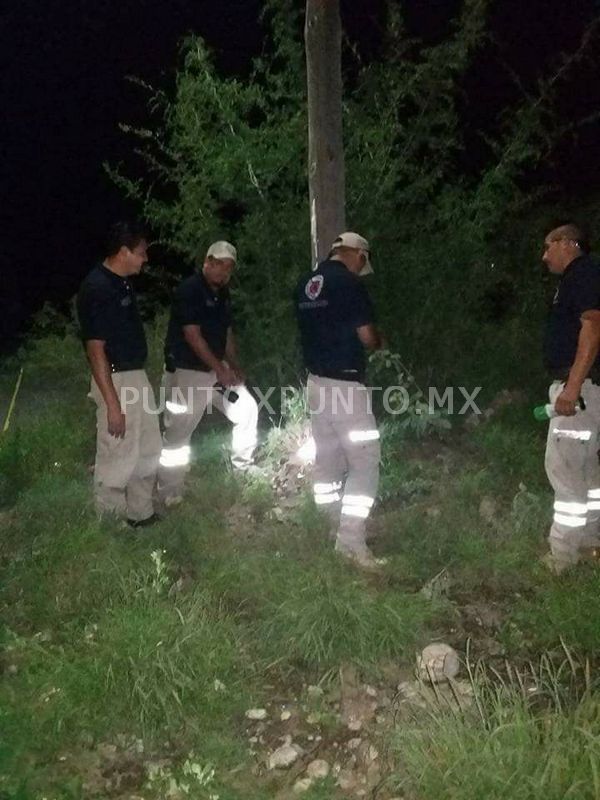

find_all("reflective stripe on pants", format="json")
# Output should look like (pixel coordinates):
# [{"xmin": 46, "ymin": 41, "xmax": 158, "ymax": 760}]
[
  {"xmin": 157, "ymin": 367, "xmax": 258, "ymax": 501},
  {"xmin": 308, "ymin": 374, "xmax": 380, "ymax": 554},
  {"xmin": 545, "ymin": 378, "xmax": 600, "ymax": 566}
]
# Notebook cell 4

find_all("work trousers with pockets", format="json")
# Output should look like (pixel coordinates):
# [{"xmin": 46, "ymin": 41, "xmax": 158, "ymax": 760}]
[
  {"xmin": 545, "ymin": 378, "xmax": 600, "ymax": 567},
  {"xmin": 308, "ymin": 374, "xmax": 380, "ymax": 556},
  {"xmin": 157, "ymin": 367, "xmax": 258, "ymax": 502},
  {"xmin": 89, "ymin": 369, "xmax": 161, "ymax": 522}
]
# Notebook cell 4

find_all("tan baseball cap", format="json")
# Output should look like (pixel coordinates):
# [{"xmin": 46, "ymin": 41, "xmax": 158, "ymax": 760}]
[
  {"xmin": 330, "ymin": 231, "xmax": 373, "ymax": 275},
  {"xmin": 206, "ymin": 241, "xmax": 237, "ymax": 263}
]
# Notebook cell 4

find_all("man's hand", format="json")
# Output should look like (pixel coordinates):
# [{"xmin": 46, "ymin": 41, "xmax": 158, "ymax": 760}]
[
  {"xmin": 86, "ymin": 340, "xmax": 125, "ymax": 436},
  {"xmin": 555, "ymin": 387, "xmax": 579, "ymax": 417},
  {"xmin": 107, "ymin": 403, "xmax": 126, "ymax": 438},
  {"xmin": 216, "ymin": 362, "xmax": 237, "ymax": 388},
  {"xmin": 357, "ymin": 323, "xmax": 382, "ymax": 351}
]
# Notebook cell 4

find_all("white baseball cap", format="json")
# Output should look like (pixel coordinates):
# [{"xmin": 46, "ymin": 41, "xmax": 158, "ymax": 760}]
[
  {"xmin": 330, "ymin": 231, "xmax": 373, "ymax": 275},
  {"xmin": 206, "ymin": 241, "xmax": 237, "ymax": 263}
]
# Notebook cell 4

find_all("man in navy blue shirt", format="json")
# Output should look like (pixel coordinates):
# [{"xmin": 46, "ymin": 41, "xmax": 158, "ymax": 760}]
[
  {"xmin": 295, "ymin": 232, "xmax": 384, "ymax": 570},
  {"xmin": 541, "ymin": 223, "xmax": 600, "ymax": 572},
  {"xmin": 77, "ymin": 221, "xmax": 162, "ymax": 526},
  {"xmin": 157, "ymin": 241, "xmax": 258, "ymax": 505}
]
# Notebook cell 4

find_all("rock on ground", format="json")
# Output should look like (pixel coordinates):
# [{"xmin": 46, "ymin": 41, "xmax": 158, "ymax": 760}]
[
  {"xmin": 268, "ymin": 743, "xmax": 302, "ymax": 770},
  {"xmin": 246, "ymin": 708, "xmax": 268, "ymax": 720},
  {"xmin": 417, "ymin": 643, "xmax": 460, "ymax": 682},
  {"xmin": 306, "ymin": 759, "xmax": 330, "ymax": 780}
]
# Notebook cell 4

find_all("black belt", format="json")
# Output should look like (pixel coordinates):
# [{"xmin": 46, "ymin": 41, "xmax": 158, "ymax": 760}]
[
  {"xmin": 310, "ymin": 369, "xmax": 364, "ymax": 383},
  {"xmin": 111, "ymin": 362, "xmax": 145, "ymax": 373}
]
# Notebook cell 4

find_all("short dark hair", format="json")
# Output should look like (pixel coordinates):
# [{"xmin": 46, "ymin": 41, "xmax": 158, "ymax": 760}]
[
  {"xmin": 547, "ymin": 222, "xmax": 591, "ymax": 254},
  {"xmin": 105, "ymin": 220, "xmax": 148, "ymax": 257}
]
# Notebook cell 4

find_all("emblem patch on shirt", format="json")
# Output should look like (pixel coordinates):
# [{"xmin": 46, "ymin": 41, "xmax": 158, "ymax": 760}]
[
  {"xmin": 305, "ymin": 275, "xmax": 324, "ymax": 300},
  {"xmin": 121, "ymin": 295, "xmax": 132, "ymax": 307}
]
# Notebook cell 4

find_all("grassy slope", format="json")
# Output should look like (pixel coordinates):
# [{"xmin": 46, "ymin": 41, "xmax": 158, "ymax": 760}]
[{"xmin": 2, "ymin": 335, "xmax": 600, "ymax": 799}]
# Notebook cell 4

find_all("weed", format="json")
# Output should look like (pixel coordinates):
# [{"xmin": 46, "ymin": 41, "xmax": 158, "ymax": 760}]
[
  {"xmin": 254, "ymin": 557, "xmax": 447, "ymax": 672},
  {"xmin": 240, "ymin": 476, "xmax": 274, "ymax": 521},
  {"xmin": 146, "ymin": 753, "xmax": 219, "ymax": 799},
  {"xmin": 369, "ymin": 349, "xmax": 452, "ymax": 437},
  {"xmin": 389, "ymin": 649, "xmax": 600, "ymax": 800}
]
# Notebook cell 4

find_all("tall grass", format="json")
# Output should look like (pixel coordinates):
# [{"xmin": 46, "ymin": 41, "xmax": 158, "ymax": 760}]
[
  {"xmin": 390, "ymin": 650, "xmax": 600, "ymax": 800},
  {"xmin": 4, "ymin": 325, "xmax": 600, "ymax": 798}
]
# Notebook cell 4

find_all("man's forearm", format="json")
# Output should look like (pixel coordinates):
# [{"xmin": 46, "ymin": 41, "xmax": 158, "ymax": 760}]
[
  {"xmin": 357, "ymin": 323, "xmax": 383, "ymax": 351},
  {"xmin": 183, "ymin": 326, "xmax": 223, "ymax": 372},
  {"xmin": 566, "ymin": 318, "xmax": 600, "ymax": 396},
  {"xmin": 224, "ymin": 329, "xmax": 241, "ymax": 371}
]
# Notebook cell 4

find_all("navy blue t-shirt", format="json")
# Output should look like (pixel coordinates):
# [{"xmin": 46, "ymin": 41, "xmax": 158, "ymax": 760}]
[
  {"xmin": 294, "ymin": 260, "xmax": 375, "ymax": 382},
  {"xmin": 77, "ymin": 264, "xmax": 147, "ymax": 371},
  {"xmin": 165, "ymin": 272, "xmax": 232, "ymax": 371},
  {"xmin": 544, "ymin": 254, "xmax": 600, "ymax": 371}
]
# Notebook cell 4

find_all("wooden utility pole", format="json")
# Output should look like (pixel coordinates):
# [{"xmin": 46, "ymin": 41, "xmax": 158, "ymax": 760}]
[{"xmin": 305, "ymin": 0, "xmax": 346, "ymax": 266}]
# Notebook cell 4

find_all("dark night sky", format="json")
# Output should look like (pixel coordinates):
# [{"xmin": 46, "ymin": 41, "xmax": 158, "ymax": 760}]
[
  {"xmin": 1, "ymin": 0, "xmax": 599, "ymax": 342},
  {"xmin": 0, "ymin": 0, "xmax": 264, "ymax": 331}
]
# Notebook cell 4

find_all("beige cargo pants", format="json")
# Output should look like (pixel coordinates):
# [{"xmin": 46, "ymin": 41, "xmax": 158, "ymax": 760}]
[
  {"xmin": 545, "ymin": 378, "xmax": 600, "ymax": 568},
  {"xmin": 89, "ymin": 370, "xmax": 161, "ymax": 522},
  {"xmin": 157, "ymin": 367, "xmax": 258, "ymax": 502},
  {"xmin": 308, "ymin": 374, "xmax": 380, "ymax": 556}
]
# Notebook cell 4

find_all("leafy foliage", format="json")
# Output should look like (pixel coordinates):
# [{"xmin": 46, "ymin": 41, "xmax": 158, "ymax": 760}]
[
  {"xmin": 369, "ymin": 348, "xmax": 452, "ymax": 436},
  {"xmin": 109, "ymin": 1, "xmax": 599, "ymax": 394}
]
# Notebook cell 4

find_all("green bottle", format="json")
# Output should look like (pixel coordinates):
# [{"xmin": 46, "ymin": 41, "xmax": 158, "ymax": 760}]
[
  {"xmin": 533, "ymin": 404, "xmax": 555, "ymax": 421},
  {"xmin": 533, "ymin": 399, "xmax": 583, "ymax": 421}
]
